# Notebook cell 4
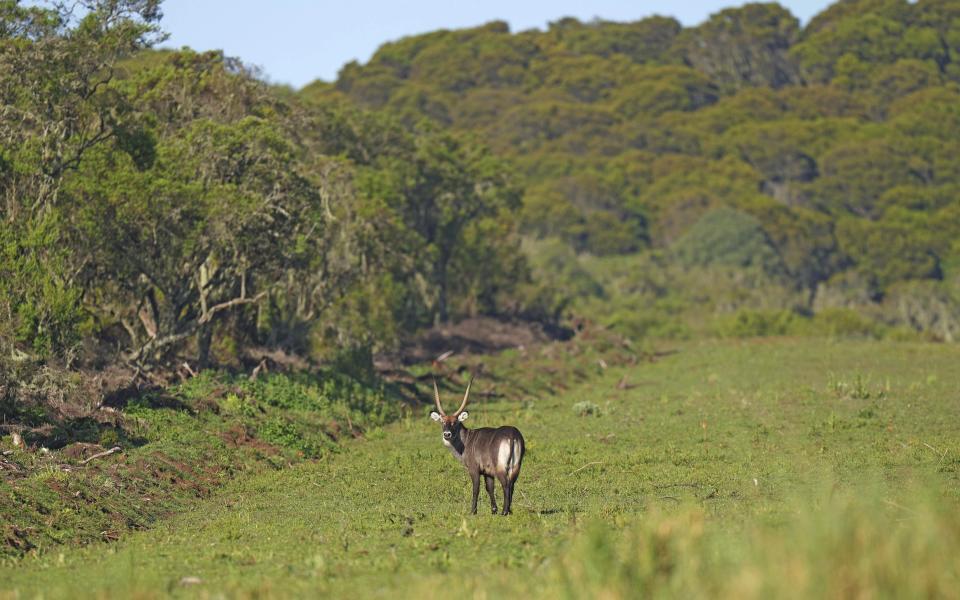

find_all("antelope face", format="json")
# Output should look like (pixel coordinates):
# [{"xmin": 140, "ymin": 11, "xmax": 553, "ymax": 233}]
[
  {"xmin": 430, "ymin": 376, "xmax": 472, "ymax": 446},
  {"xmin": 430, "ymin": 411, "xmax": 468, "ymax": 444}
]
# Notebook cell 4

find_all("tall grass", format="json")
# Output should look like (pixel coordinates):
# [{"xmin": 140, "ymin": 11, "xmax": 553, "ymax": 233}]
[{"xmin": 548, "ymin": 489, "xmax": 960, "ymax": 599}]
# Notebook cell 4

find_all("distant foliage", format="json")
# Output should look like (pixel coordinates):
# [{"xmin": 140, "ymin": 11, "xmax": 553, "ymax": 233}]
[
  {"xmin": 5, "ymin": 0, "xmax": 960, "ymax": 362},
  {"xmin": 672, "ymin": 208, "xmax": 785, "ymax": 278},
  {"xmin": 675, "ymin": 3, "xmax": 802, "ymax": 92},
  {"xmin": 0, "ymin": 3, "xmax": 530, "ymax": 368},
  {"xmin": 316, "ymin": 0, "xmax": 960, "ymax": 341}
]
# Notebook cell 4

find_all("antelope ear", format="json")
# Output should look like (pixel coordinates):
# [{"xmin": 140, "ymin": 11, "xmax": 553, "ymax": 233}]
[
  {"xmin": 430, "ymin": 411, "xmax": 441, "ymax": 422},
  {"xmin": 457, "ymin": 411, "xmax": 469, "ymax": 422}
]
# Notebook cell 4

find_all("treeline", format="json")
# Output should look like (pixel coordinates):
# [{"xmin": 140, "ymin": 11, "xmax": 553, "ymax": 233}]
[
  {"xmin": 308, "ymin": 0, "xmax": 960, "ymax": 341},
  {"xmin": 4, "ymin": 0, "xmax": 960, "ymax": 377},
  {"xmin": 0, "ymin": 0, "xmax": 538, "ymax": 372}
]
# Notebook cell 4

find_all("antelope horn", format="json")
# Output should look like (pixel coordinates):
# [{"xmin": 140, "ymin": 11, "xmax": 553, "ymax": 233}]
[
  {"xmin": 432, "ymin": 378, "xmax": 445, "ymax": 416},
  {"xmin": 453, "ymin": 375, "xmax": 474, "ymax": 416}
]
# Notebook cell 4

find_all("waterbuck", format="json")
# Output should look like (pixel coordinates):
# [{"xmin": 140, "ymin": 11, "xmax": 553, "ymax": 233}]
[{"xmin": 430, "ymin": 377, "xmax": 525, "ymax": 515}]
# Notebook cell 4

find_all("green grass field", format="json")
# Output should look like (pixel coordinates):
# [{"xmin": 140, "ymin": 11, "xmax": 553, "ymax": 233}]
[{"xmin": 3, "ymin": 338, "xmax": 959, "ymax": 599}]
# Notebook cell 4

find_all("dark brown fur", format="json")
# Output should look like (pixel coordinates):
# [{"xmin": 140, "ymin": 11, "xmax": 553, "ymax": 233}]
[{"xmin": 436, "ymin": 415, "xmax": 525, "ymax": 515}]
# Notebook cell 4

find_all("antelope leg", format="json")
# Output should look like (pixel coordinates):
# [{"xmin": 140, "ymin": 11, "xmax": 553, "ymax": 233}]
[
  {"xmin": 470, "ymin": 471, "xmax": 480, "ymax": 515},
  {"xmin": 484, "ymin": 475, "xmax": 498, "ymax": 514}
]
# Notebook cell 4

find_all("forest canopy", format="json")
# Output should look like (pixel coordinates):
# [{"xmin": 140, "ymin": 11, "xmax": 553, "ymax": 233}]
[
  {"xmin": 0, "ymin": 0, "xmax": 532, "ymax": 371},
  {"xmin": 3, "ymin": 0, "xmax": 960, "ymax": 379},
  {"xmin": 306, "ymin": 0, "xmax": 960, "ymax": 342}
]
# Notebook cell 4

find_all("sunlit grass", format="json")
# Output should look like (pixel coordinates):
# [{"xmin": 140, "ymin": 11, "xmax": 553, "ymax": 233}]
[{"xmin": 2, "ymin": 338, "xmax": 958, "ymax": 598}]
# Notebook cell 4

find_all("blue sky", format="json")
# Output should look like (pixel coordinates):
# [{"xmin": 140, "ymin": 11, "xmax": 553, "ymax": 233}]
[{"xmin": 158, "ymin": 0, "xmax": 834, "ymax": 89}]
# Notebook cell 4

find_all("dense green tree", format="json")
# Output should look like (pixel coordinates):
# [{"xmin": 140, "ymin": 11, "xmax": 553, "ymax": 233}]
[
  {"xmin": 675, "ymin": 3, "xmax": 801, "ymax": 91},
  {"xmin": 811, "ymin": 136, "xmax": 934, "ymax": 218},
  {"xmin": 372, "ymin": 129, "xmax": 523, "ymax": 324},
  {"xmin": 611, "ymin": 65, "xmax": 719, "ymax": 117},
  {"xmin": 739, "ymin": 198, "xmax": 846, "ymax": 290},
  {"xmin": 321, "ymin": 0, "xmax": 960, "ymax": 341},
  {"xmin": 913, "ymin": 0, "xmax": 960, "ymax": 79},
  {"xmin": 0, "ymin": 4, "xmax": 531, "ymax": 367},
  {"xmin": 73, "ymin": 116, "xmax": 316, "ymax": 366},
  {"xmin": 7, "ymin": 0, "xmax": 960, "ymax": 363},
  {"xmin": 0, "ymin": 0, "xmax": 162, "ymax": 357},
  {"xmin": 550, "ymin": 16, "xmax": 682, "ymax": 64},
  {"xmin": 836, "ymin": 210, "xmax": 943, "ymax": 288},
  {"xmin": 791, "ymin": 7, "xmax": 936, "ymax": 83},
  {"xmin": 672, "ymin": 207, "xmax": 785, "ymax": 277}
]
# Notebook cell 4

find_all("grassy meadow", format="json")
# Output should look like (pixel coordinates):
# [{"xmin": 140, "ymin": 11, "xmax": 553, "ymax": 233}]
[{"xmin": 2, "ymin": 337, "xmax": 959, "ymax": 598}]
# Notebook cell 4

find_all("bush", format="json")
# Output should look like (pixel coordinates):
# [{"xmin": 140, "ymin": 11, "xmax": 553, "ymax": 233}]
[
  {"xmin": 0, "ymin": 358, "xmax": 106, "ymax": 448},
  {"xmin": 713, "ymin": 309, "xmax": 799, "ymax": 338},
  {"xmin": 671, "ymin": 208, "xmax": 786, "ymax": 279},
  {"xmin": 171, "ymin": 369, "xmax": 401, "ymax": 459},
  {"xmin": 600, "ymin": 302, "xmax": 692, "ymax": 341},
  {"xmin": 573, "ymin": 401, "xmax": 602, "ymax": 416},
  {"xmin": 258, "ymin": 416, "xmax": 330, "ymax": 458},
  {"xmin": 801, "ymin": 308, "xmax": 884, "ymax": 339},
  {"xmin": 881, "ymin": 280, "xmax": 960, "ymax": 342}
]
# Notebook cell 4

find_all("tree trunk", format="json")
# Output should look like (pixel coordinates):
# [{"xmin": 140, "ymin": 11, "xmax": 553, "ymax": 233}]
[
  {"xmin": 435, "ymin": 258, "xmax": 449, "ymax": 326},
  {"xmin": 197, "ymin": 326, "xmax": 213, "ymax": 369}
]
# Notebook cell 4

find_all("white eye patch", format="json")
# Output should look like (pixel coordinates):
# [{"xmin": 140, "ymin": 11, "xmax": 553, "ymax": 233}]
[
  {"xmin": 457, "ymin": 411, "xmax": 469, "ymax": 422},
  {"xmin": 430, "ymin": 412, "xmax": 441, "ymax": 422}
]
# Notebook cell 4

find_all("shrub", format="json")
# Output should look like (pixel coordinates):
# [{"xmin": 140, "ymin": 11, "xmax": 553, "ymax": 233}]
[
  {"xmin": 713, "ymin": 309, "xmax": 799, "ymax": 338},
  {"xmin": 802, "ymin": 308, "xmax": 884, "ymax": 339},
  {"xmin": 672, "ymin": 208, "xmax": 786, "ymax": 279},
  {"xmin": 573, "ymin": 401, "xmax": 601, "ymax": 416}
]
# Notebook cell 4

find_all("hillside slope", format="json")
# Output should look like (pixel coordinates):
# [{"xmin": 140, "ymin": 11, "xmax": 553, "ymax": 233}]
[{"xmin": 304, "ymin": 0, "xmax": 960, "ymax": 340}]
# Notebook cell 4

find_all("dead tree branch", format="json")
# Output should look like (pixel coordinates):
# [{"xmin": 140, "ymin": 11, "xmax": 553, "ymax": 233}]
[{"xmin": 79, "ymin": 446, "xmax": 122, "ymax": 465}]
